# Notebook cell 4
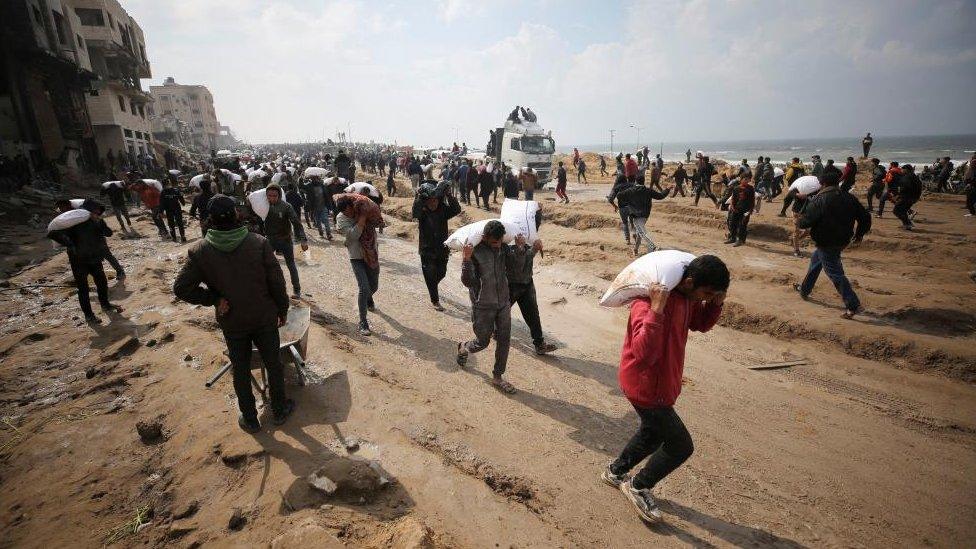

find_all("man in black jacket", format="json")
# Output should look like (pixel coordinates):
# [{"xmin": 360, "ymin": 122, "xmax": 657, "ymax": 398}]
[
  {"xmin": 866, "ymin": 158, "xmax": 886, "ymax": 212},
  {"xmin": 616, "ymin": 177, "xmax": 671, "ymax": 255},
  {"xmin": 412, "ymin": 182, "xmax": 461, "ymax": 310},
  {"xmin": 794, "ymin": 169, "xmax": 871, "ymax": 319},
  {"xmin": 608, "ymin": 173, "xmax": 636, "ymax": 245},
  {"xmin": 99, "ymin": 180, "xmax": 131, "ymax": 231},
  {"xmin": 160, "ymin": 179, "xmax": 187, "ymax": 242},
  {"xmin": 48, "ymin": 200, "xmax": 124, "ymax": 323},
  {"xmin": 173, "ymin": 195, "xmax": 294, "ymax": 432},
  {"xmin": 893, "ymin": 164, "xmax": 922, "ymax": 230}
]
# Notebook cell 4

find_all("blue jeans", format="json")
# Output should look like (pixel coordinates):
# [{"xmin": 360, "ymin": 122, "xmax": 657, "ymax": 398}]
[
  {"xmin": 269, "ymin": 238, "xmax": 301, "ymax": 296},
  {"xmin": 800, "ymin": 248, "xmax": 860, "ymax": 311},
  {"xmin": 350, "ymin": 259, "xmax": 379, "ymax": 326},
  {"xmin": 313, "ymin": 208, "xmax": 332, "ymax": 237}
]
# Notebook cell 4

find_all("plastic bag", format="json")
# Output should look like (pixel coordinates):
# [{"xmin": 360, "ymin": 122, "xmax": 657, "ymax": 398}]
[
  {"xmin": 599, "ymin": 250, "xmax": 696, "ymax": 307},
  {"xmin": 444, "ymin": 219, "xmax": 519, "ymax": 251},
  {"xmin": 500, "ymin": 199, "xmax": 539, "ymax": 244},
  {"xmin": 47, "ymin": 208, "xmax": 91, "ymax": 232}
]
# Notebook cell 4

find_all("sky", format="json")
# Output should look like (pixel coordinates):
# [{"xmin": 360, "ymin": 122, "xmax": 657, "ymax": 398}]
[{"xmin": 126, "ymin": 0, "xmax": 976, "ymax": 147}]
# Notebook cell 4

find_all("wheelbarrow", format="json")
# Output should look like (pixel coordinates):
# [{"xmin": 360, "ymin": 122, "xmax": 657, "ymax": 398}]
[{"xmin": 204, "ymin": 305, "xmax": 311, "ymax": 400}]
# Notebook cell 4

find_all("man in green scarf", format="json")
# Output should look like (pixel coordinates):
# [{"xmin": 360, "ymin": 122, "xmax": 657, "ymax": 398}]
[{"xmin": 173, "ymin": 195, "xmax": 295, "ymax": 432}]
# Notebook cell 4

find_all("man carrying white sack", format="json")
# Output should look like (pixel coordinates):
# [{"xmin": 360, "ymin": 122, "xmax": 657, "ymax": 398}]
[
  {"xmin": 506, "ymin": 210, "xmax": 558, "ymax": 356},
  {"xmin": 456, "ymin": 220, "xmax": 532, "ymax": 394},
  {"xmin": 601, "ymin": 255, "xmax": 729, "ymax": 524}
]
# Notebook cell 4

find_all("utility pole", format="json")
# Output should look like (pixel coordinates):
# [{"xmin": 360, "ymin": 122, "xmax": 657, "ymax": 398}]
[
  {"xmin": 629, "ymin": 124, "xmax": 642, "ymax": 150},
  {"xmin": 609, "ymin": 129, "xmax": 615, "ymax": 156}
]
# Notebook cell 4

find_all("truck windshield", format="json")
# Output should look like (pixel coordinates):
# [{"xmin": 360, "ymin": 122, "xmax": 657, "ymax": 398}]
[{"xmin": 520, "ymin": 136, "xmax": 554, "ymax": 155}]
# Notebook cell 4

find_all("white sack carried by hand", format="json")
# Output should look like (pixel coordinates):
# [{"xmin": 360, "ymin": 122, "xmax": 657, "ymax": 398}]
[
  {"xmin": 599, "ymin": 250, "xmax": 696, "ymax": 307},
  {"xmin": 69, "ymin": 198, "xmax": 85, "ymax": 209},
  {"xmin": 247, "ymin": 188, "xmax": 270, "ymax": 220},
  {"xmin": 500, "ymin": 199, "xmax": 539, "ymax": 244},
  {"xmin": 444, "ymin": 219, "xmax": 519, "ymax": 251},
  {"xmin": 344, "ymin": 182, "xmax": 379, "ymax": 197},
  {"xmin": 48, "ymin": 208, "xmax": 91, "ymax": 232},
  {"xmin": 789, "ymin": 175, "xmax": 821, "ymax": 195}
]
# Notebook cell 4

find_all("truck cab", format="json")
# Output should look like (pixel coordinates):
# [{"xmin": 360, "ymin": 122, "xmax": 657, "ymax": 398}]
[{"xmin": 490, "ymin": 118, "xmax": 555, "ymax": 186}]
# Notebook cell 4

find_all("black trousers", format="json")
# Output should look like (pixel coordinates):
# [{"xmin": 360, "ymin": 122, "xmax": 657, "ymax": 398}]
[
  {"xmin": 164, "ymin": 207, "xmax": 185, "ymax": 240},
  {"xmin": 104, "ymin": 248, "xmax": 124, "ymax": 276},
  {"xmin": 670, "ymin": 181, "xmax": 686, "ymax": 197},
  {"xmin": 693, "ymin": 183, "xmax": 717, "ymax": 206},
  {"xmin": 420, "ymin": 252, "xmax": 448, "ymax": 304},
  {"xmin": 69, "ymin": 255, "xmax": 110, "ymax": 317},
  {"xmin": 727, "ymin": 211, "xmax": 750, "ymax": 242},
  {"xmin": 866, "ymin": 184, "xmax": 884, "ymax": 211},
  {"xmin": 110, "ymin": 201, "xmax": 130, "ymax": 230},
  {"xmin": 780, "ymin": 189, "xmax": 797, "ymax": 215},
  {"xmin": 894, "ymin": 199, "xmax": 916, "ymax": 226},
  {"xmin": 509, "ymin": 281, "xmax": 544, "ymax": 346},
  {"xmin": 223, "ymin": 325, "xmax": 286, "ymax": 420},
  {"xmin": 967, "ymin": 187, "xmax": 976, "ymax": 215},
  {"xmin": 611, "ymin": 405, "xmax": 694, "ymax": 490}
]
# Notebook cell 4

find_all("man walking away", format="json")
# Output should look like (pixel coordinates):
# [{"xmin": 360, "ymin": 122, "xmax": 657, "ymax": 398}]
[
  {"xmin": 670, "ymin": 163, "xmax": 689, "ymax": 197},
  {"xmin": 935, "ymin": 157, "xmax": 954, "ymax": 193},
  {"xmin": 413, "ymin": 182, "xmax": 461, "ymax": 310},
  {"xmin": 617, "ymin": 176, "xmax": 671, "ymax": 255},
  {"xmin": 794, "ymin": 169, "xmax": 871, "ymax": 319},
  {"xmin": 608, "ymin": 172, "xmax": 636, "ymax": 245},
  {"xmin": 173, "ymin": 195, "xmax": 295, "ymax": 433},
  {"xmin": 285, "ymin": 183, "xmax": 305, "ymax": 225},
  {"xmin": 600, "ymin": 155, "xmax": 608, "ymax": 177},
  {"xmin": 878, "ymin": 162, "xmax": 902, "ymax": 217},
  {"xmin": 48, "ymin": 200, "xmax": 125, "ymax": 323},
  {"xmin": 160, "ymin": 179, "xmax": 187, "ymax": 243},
  {"xmin": 725, "ymin": 173, "xmax": 756, "ymax": 247},
  {"xmin": 189, "ymin": 182, "xmax": 215, "ymax": 238},
  {"xmin": 693, "ymin": 157, "xmax": 718, "ymax": 207},
  {"xmin": 556, "ymin": 161, "xmax": 569, "ymax": 203},
  {"xmin": 456, "ymin": 221, "xmax": 530, "ymax": 394},
  {"xmin": 839, "ymin": 157, "xmax": 858, "ymax": 193},
  {"xmin": 866, "ymin": 158, "xmax": 886, "ymax": 212},
  {"xmin": 893, "ymin": 164, "xmax": 922, "ymax": 230},
  {"xmin": 862, "ymin": 132, "xmax": 873, "ymax": 158},
  {"xmin": 577, "ymin": 158, "xmax": 588, "ymax": 184},
  {"xmin": 100, "ymin": 181, "xmax": 131, "ymax": 232},
  {"xmin": 603, "ymin": 256, "xmax": 728, "ymax": 524},
  {"xmin": 264, "ymin": 183, "xmax": 308, "ymax": 298}
]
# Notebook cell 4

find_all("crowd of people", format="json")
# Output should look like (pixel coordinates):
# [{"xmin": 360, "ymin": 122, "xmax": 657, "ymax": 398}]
[{"xmin": 36, "ymin": 132, "xmax": 975, "ymax": 527}]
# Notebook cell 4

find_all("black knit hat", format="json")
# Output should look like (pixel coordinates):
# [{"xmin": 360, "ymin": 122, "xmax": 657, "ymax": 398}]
[{"xmin": 208, "ymin": 194, "xmax": 238, "ymax": 226}]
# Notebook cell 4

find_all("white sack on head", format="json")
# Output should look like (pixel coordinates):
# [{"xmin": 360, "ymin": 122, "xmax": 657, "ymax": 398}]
[
  {"xmin": 773, "ymin": 167, "xmax": 784, "ymax": 178},
  {"xmin": 500, "ymin": 199, "xmax": 539, "ymax": 244},
  {"xmin": 142, "ymin": 179, "xmax": 163, "ymax": 191},
  {"xmin": 221, "ymin": 168, "xmax": 242, "ymax": 182},
  {"xmin": 789, "ymin": 175, "xmax": 821, "ymax": 195},
  {"xmin": 344, "ymin": 182, "xmax": 379, "ymax": 197},
  {"xmin": 599, "ymin": 250, "xmax": 696, "ymax": 308},
  {"xmin": 189, "ymin": 173, "xmax": 207, "ymax": 189},
  {"xmin": 271, "ymin": 171, "xmax": 288, "ymax": 185},
  {"xmin": 69, "ymin": 198, "xmax": 85, "ymax": 209},
  {"xmin": 168, "ymin": 169, "xmax": 181, "ymax": 176},
  {"xmin": 247, "ymin": 169, "xmax": 267, "ymax": 182},
  {"xmin": 304, "ymin": 166, "xmax": 328, "ymax": 178},
  {"xmin": 247, "ymin": 188, "xmax": 270, "ymax": 220},
  {"xmin": 444, "ymin": 219, "xmax": 519, "ymax": 251},
  {"xmin": 48, "ymin": 208, "xmax": 91, "ymax": 232},
  {"xmin": 102, "ymin": 180, "xmax": 124, "ymax": 189}
]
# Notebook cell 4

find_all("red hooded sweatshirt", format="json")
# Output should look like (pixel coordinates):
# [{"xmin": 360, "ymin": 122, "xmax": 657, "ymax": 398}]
[{"xmin": 619, "ymin": 294, "xmax": 723, "ymax": 408}]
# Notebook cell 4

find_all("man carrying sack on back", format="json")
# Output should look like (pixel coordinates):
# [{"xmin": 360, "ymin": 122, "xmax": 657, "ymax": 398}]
[{"xmin": 173, "ymin": 194, "xmax": 296, "ymax": 433}]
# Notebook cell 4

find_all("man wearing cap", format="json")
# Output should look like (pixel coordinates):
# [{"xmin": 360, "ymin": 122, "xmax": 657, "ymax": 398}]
[{"xmin": 173, "ymin": 194, "xmax": 295, "ymax": 432}]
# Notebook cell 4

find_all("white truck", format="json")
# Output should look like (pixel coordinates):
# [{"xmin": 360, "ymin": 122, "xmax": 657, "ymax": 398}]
[{"xmin": 487, "ymin": 107, "xmax": 556, "ymax": 186}]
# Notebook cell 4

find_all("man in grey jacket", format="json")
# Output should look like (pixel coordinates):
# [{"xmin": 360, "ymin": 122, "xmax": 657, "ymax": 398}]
[
  {"xmin": 264, "ymin": 183, "xmax": 308, "ymax": 298},
  {"xmin": 507, "ymin": 214, "xmax": 557, "ymax": 356},
  {"xmin": 456, "ymin": 220, "xmax": 529, "ymax": 393}
]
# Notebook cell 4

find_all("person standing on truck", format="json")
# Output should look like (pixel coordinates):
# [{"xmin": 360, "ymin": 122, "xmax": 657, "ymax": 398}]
[{"xmin": 602, "ymin": 255, "xmax": 728, "ymax": 524}]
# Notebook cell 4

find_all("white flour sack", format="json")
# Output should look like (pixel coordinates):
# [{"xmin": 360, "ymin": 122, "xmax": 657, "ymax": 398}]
[
  {"xmin": 247, "ymin": 188, "xmax": 270, "ymax": 220},
  {"xmin": 599, "ymin": 250, "xmax": 696, "ymax": 307},
  {"xmin": 345, "ymin": 182, "xmax": 380, "ymax": 197},
  {"xmin": 500, "ymin": 199, "xmax": 540, "ymax": 243},
  {"xmin": 47, "ymin": 208, "xmax": 91, "ymax": 232},
  {"xmin": 69, "ymin": 198, "xmax": 85, "ymax": 209},
  {"xmin": 444, "ymin": 219, "xmax": 519, "ymax": 251},
  {"xmin": 789, "ymin": 175, "xmax": 821, "ymax": 195}
]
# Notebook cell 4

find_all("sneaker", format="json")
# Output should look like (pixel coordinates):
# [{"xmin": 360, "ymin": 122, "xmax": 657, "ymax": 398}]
[
  {"xmin": 272, "ymin": 399, "xmax": 295, "ymax": 426},
  {"xmin": 792, "ymin": 283, "xmax": 809, "ymax": 301},
  {"xmin": 238, "ymin": 415, "xmax": 261, "ymax": 433},
  {"xmin": 84, "ymin": 314, "xmax": 101, "ymax": 325},
  {"xmin": 841, "ymin": 306, "xmax": 864, "ymax": 320},
  {"xmin": 732, "ymin": 240, "xmax": 744, "ymax": 247},
  {"xmin": 456, "ymin": 342, "xmax": 468, "ymax": 368},
  {"xmin": 619, "ymin": 479, "xmax": 663, "ymax": 524},
  {"xmin": 534, "ymin": 342, "xmax": 558, "ymax": 355},
  {"xmin": 601, "ymin": 463, "xmax": 627, "ymax": 488},
  {"xmin": 432, "ymin": 302, "xmax": 445, "ymax": 311},
  {"xmin": 723, "ymin": 238, "xmax": 735, "ymax": 244},
  {"xmin": 359, "ymin": 324, "xmax": 372, "ymax": 336}
]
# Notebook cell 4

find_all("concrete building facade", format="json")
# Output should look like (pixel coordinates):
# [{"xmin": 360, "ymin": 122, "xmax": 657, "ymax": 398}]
[
  {"xmin": 149, "ymin": 77, "xmax": 220, "ymax": 154},
  {"xmin": 0, "ymin": 0, "xmax": 100, "ymax": 178},
  {"xmin": 70, "ymin": 0, "xmax": 153, "ymax": 168}
]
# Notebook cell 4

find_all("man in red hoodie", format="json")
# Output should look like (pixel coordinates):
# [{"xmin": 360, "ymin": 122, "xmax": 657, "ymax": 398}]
[{"xmin": 602, "ymin": 255, "xmax": 729, "ymax": 524}]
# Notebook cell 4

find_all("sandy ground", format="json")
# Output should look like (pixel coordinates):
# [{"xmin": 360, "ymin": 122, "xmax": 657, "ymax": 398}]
[{"xmin": 1, "ymin": 165, "xmax": 975, "ymax": 548}]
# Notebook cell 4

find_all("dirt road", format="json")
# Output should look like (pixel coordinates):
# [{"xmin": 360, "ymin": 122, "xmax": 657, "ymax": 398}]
[{"xmin": 1, "ymin": 170, "xmax": 974, "ymax": 548}]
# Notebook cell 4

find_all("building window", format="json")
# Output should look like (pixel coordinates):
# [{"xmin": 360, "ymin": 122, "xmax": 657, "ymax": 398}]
[
  {"xmin": 129, "ymin": 100, "xmax": 136, "ymax": 113},
  {"xmin": 124, "ymin": 129, "xmax": 133, "ymax": 138},
  {"xmin": 194, "ymin": 121, "xmax": 203, "ymax": 128},
  {"xmin": 75, "ymin": 8, "xmax": 105, "ymax": 26},
  {"xmin": 191, "ymin": 109, "xmax": 200, "ymax": 114},
  {"xmin": 138, "ymin": 106, "xmax": 145, "ymax": 118},
  {"xmin": 163, "ymin": 109, "xmax": 171, "ymax": 115},
  {"xmin": 117, "ymin": 95, "xmax": 126, "ymax": 112},
  {"xmin": 52, "ymin": 11, "xmax": 68, "ymax": 45},
  {"xmin": 188, "ymin": 94, "xmax": 198, "ymax": 100}
]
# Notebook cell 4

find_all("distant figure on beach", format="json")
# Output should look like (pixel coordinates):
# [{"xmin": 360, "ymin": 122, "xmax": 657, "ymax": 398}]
[
  {"xmin": 686, "ymin": 149, "xmax": 692, "ymax": 163},
  {"xmin": 599, "ymin": 155, "xmax": 608, "ymax": 176},
  {"xmin": 862, "ymin": 133, "xmax": 873, "ymax": 158}
]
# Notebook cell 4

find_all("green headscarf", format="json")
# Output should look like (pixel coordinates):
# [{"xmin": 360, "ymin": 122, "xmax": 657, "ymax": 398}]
[{"xmin": 205, "ymin": 226, "xmax": 248, "ymax": 252}]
